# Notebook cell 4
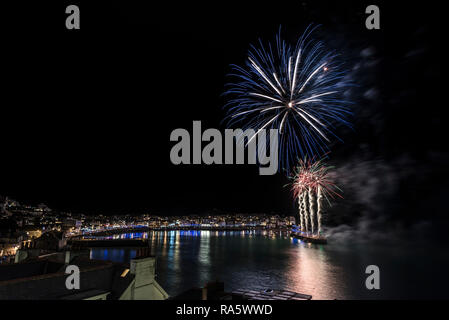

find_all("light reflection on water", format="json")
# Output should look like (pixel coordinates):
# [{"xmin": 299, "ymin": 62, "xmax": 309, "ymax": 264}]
[{"xmin": 90, "ymin": 230, "xmax": 449, "ymax": 299}]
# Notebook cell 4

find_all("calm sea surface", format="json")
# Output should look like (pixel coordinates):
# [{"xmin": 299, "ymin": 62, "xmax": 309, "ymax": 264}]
[{"xmin": 90, "ymin": 230, "xmax": 449, "ymax": 299}]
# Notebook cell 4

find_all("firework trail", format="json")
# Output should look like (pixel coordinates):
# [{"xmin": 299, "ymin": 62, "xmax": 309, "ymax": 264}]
[
  {"xmin": 224, "ymin": 25, "xmax": 352, "ymax": 173},
  {"xmin": 317, "ymin": 185, "xmax": 323, "ymax": 234},
  {"xmin": 303, "ymin": 190, "xmax": 309, "ymax": 233},
  {"xmin": 310, "ymin": 159, "xmax": 343, "ymax": 235},
  {"xmin": 308, "ymin": 186, "xmax": 316, "ymax": 234},
  {"xmin": 292, "ymin": 159, "xmax": 307, "ymax": 233},
  {"xmin": 297, "ymin": 192, "xmax": 305, "ymax": 231}
]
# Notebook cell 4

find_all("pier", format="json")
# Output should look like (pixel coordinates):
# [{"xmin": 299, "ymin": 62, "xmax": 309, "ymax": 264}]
[
  {"xmin": 70, "ymin": 226, "xmax": 291, "ymax": 239},
  {"xmin": 67, "ymin": 239, "xmax": 150, "ymax": 248}
]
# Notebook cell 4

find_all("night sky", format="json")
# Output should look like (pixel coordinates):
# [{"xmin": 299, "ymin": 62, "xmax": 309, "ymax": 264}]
[{"xmin": 1, "ymin": 1, "xmax": 447, "ymax": 240}]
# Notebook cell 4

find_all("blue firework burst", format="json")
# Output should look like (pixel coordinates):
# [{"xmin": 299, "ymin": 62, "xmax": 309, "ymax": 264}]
[{"xmin": 223, "ymin": 25, "xmax": 353, "ymax": 174}]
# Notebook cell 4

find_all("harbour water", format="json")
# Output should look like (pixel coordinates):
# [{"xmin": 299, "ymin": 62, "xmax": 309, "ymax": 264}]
[{"xmin": 90, "ymin": 230, "xmax": 449, "ymax": 299}]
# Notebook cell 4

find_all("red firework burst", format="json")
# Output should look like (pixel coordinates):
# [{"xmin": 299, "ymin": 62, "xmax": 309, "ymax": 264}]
[{"xmin": 290, "ymin": 158, "xmax": 343, "ymax": 203}]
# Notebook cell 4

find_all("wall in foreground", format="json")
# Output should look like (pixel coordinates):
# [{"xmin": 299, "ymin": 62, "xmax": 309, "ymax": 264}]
[{"xmin": 120, "ymin": 257, "xmax": 169, "ymax": 300}]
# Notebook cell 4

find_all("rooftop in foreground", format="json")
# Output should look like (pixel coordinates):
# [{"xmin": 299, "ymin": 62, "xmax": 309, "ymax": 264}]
[
  {"xmin": 232, "ymin": 288, "xmax": 312, "ymax": 300},
  {"xmin": 0, "ymin": 247, "xmax": 168, "ymax": 300},
  {"xmin": 171, "ymin": 281, "xmax": 312, "ymax": 300}
]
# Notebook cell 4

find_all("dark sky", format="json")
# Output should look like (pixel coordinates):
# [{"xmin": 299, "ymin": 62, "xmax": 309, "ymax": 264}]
[{"xmin": 1, "ymin": 0, "xmax": 447, "ymax": 237}]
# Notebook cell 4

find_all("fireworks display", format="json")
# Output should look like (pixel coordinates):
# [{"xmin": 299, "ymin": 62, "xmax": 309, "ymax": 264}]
[
  {"xmin": 290, "ymin": 158, "xmax": 342, "ymax": 235},
  {"xmin": 224, "ymin": 25, "xmax": 352, "ymax": 173}
]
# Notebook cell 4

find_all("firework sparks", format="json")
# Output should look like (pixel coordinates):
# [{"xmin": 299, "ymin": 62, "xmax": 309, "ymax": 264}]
[
  {"xmin": 224, "ymin": 25, "xmax": 352, "ymax": 173},
  {"xmin": 290, "ymin": 158, "xmax": 342, "ymax": 234}
]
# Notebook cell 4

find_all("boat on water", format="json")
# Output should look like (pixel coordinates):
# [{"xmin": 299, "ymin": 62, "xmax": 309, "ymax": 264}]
[{"xmin": 290, "ymin": 231, "xmax": 328, "ymax": 244}]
